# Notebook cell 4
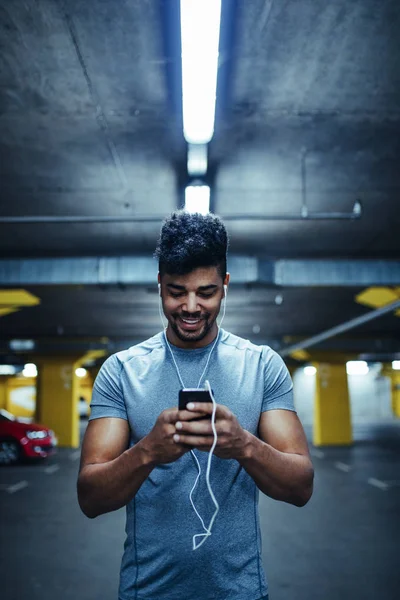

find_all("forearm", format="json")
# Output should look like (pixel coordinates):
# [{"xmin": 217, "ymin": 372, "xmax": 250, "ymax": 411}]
[
  {"xmin": 238, "ymin": 432, "xmax": 314, "ymax": 506},
  {"xmin": 77, "ymin": 439, "xmax": 156, "ymax": 518}
]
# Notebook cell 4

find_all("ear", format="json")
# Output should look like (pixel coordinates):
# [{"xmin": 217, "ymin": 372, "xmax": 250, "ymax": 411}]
[{"xmin": 223, "ymin": 273, "xmax": 230, "ymax": 296}]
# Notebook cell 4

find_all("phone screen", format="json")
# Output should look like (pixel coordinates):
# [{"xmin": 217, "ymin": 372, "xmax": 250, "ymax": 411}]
[{"xmin": 179, "ymin": 388, "xmax": 212, "ymax": 411}]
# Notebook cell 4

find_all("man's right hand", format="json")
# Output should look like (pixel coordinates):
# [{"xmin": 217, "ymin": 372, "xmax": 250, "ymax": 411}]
[{"xmin": 141, "ymin": 407, "xmax": 207, "ymax": 465}]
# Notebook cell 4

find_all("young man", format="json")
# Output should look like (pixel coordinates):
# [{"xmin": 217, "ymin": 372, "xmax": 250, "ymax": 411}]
[{"xmin": 77, "ymin": 211, "xmax": 314, "ymax": 600}]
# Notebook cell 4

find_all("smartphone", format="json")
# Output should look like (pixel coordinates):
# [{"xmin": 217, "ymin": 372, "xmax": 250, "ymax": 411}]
[{"xmin": 179, "ymin": 388, "xmax": 213, "ymax": 415}]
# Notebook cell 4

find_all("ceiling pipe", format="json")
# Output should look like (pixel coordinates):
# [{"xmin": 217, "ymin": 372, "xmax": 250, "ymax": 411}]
[
  {"xmin": 280, "ymin": 298, "xmax": 400, "ymax": 358},
  {"xmin": 0, "ymin": 146, "xmax": 362, "ymax": 224},
  {"xmin": 0, "ymin": 205, "xmax": 362, "ymax": 225}
]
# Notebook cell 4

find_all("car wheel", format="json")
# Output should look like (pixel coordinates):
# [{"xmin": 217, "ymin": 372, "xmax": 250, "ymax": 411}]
[{"xmin": 0, "ymin": 439, "xmax": 21, "ymax": 465}]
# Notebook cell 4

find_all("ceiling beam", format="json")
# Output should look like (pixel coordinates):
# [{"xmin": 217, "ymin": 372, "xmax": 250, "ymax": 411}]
[
  {"xmin": 274, "ymin": 260, "xmax": 400, "ymax": 286},
  {"xmin": 0, "ymin": 257, "xmax": 400, "ymax": 286}
]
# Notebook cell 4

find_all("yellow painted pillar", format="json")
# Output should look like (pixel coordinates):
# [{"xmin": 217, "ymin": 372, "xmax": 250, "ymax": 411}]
[
  {"xmin": 313, "ymin": 363, "xmax": 352, "ymax": 446},
  {"xmin": 0, "ymin": 377, "xmax": 8, "ymax": 409},
  {"xmin": 380, "ymin": 365, "xmax": 400, "ymax": 418},
  {"xmin": 36, "ymin": 358, "xmax": 81, "ymax": 448},
  {"xmin": 6, "ymin": 376, "xmax": 36, "ymax": 419},
  {"xmin": 389, "ymin": 371, "xmax": 400, "ymax": 418}
]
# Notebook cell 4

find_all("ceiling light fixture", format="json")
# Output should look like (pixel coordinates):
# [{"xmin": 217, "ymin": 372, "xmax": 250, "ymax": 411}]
[
  {"xmin": 9, "ymin": 339, "xmax": 35, "ymax": 351},
  {"xmin": 187, "ymin": 143, "xmax": 208, "ymax": 176},
  {"xmin": 346, "ymin": 361, "xmax": 369, "ymax": 375},
  {"xmin": 184, "ymin": 184, "xmax": 210, "ymax": 215},
  {"xmin": 0, "ymin": 365, "xmax": 18, "ymax": 376},
  {"xmin": 352, "ymin": 199, "xmax": 362, "ymax": 216},
  {"xmin": 304, "ymin": 366, "xmax": 316, "ymax": 376},
  {"xmin": 22, "ymin": 363, "xmax": 38, "ymax": 378},
  {"xmin": 392, "ymin": 360, "xmax": 400, "ymax": 370},
  {"xmin": 180, "ymin": 0, "xmax": 221, "ymax": 144}
]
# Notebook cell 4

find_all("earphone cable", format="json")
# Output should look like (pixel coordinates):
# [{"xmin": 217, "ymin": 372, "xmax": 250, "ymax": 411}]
[{"xmin": 158, "ymin": 285, "xmax": 228, "ymax": 549}]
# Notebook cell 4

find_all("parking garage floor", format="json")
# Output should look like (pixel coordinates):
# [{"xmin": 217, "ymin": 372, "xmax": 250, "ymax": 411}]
[{"xmin": 1, "ymin": 421, "xmax": 399, "ymax": 600}]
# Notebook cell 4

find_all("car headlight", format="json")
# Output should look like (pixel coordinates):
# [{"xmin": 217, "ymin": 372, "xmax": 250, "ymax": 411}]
[{"xmin": 26, "ymin": 430, "xmax": 48, "ymax": 440}]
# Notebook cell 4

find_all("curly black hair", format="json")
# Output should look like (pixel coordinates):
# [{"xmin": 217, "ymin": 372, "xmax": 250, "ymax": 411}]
[{"xmin": 154, "ymin": 211, "xmax": 228, "ymax": 280}]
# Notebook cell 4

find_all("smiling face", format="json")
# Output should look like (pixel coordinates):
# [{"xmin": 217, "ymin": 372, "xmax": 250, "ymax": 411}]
[{"xmin": 159, "ymin": 266, "xmax": 229, "ymax": 349}]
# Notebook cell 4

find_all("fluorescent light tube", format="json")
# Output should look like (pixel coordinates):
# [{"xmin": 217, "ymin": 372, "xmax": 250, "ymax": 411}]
[
  {"xmin": 185, "ymin": 185, "xmax": 210, "ymax": 214},
  {"xmin": 187, "ymin": 143, "xmax": 208, "ymax": 176},
  {"xmin": 180, "ymin": 0, "xmax": 221, "ymax": 144},
  {"xmin": 9, "ymin": 339, "xmax": 35, "ymax": 351}
]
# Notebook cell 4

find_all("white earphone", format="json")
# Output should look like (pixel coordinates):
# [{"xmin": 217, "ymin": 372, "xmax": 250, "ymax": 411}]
[{"xmin": 158, "ymin": 283, "xmax": 161, "ymax": 296}]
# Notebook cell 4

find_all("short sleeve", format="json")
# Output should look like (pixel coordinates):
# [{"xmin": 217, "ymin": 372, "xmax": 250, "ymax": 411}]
[
  {"xmin": 89, "ymin": 354, "xmax": 128, "ymax": 421},
  {"xmin": 261, "ymin": 347, "xmax": 295, "ymax": 412}
]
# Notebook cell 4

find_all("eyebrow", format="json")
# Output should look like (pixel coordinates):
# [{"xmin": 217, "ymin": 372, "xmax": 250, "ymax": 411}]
[{"xmin": 166, "ymin": 284, "xmax": 219, "ymax": 291}]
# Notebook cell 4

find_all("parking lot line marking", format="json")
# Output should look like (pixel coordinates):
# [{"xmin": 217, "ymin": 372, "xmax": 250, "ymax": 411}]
[
  {"xmin": 335, "ymin": 462, "xmax": 351, "ymax": 472},
  {"xmin": 310, "ymin": 449, "xmax": 325, "ymax": 459},
  {"xmin": 7, "ymin": 481, "xmax": 28, "ymax": 494},
  {"xmin": 44, "ymin": 464, "xmax": 60, "ymax": 474},
  {"xmin": 367, "ymin": 478, "xmax": 389, "ymax": 491},
  {"xmin": 69, "ymin": 450, "xmax": 81, "ymax": 461}
]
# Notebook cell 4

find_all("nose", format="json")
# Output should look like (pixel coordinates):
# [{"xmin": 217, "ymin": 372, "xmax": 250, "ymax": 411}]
[{"xmin": 183, "ymin": 293, "xmax": 199, "ymax": 314}]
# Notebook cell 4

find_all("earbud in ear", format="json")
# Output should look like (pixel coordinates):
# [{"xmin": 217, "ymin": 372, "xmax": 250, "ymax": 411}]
[{"xmin": 158, "ymin": 283, "xmax": 161, "ymax": 296}]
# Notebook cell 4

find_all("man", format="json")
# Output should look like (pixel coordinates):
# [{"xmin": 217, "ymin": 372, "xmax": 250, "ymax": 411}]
[{"xmin": 77, "ymin": 210, "xmax": 314, "ymax": 600}]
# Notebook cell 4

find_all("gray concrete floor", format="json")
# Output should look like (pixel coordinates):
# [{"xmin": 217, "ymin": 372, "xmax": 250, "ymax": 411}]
[{"xmin": 1, "ymin": 420, "xmax": 399, "ymax": 600}]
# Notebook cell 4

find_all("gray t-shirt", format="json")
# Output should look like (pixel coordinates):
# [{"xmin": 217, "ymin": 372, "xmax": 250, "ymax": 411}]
[{"xmin": 90, "ymin": 328, "xmax": 295, "ymax": 600}]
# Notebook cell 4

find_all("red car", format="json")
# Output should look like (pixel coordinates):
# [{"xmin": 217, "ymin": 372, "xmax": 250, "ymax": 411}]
[{"xmin": 0, "ymin": 409, "xmax": 58, "ymax": 465}]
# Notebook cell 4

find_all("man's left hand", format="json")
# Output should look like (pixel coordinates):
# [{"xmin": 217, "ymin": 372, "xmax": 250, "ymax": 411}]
[{"xmin": 173, "ymin": 403, "xmax": 251, "ymax": 460}]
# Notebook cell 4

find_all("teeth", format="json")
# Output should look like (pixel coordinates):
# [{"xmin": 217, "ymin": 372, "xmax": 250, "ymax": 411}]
[{"xmin": 182, "ymin": 318, "xmax": 200, "ymax": 324}]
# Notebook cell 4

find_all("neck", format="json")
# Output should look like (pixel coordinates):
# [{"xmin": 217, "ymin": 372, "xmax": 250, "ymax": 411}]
[{"xmin": 165, "ymin": 322, "xmax": 219, "ymax": 349}]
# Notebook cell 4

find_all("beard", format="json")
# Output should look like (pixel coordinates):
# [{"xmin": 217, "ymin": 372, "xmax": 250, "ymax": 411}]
[{"xmin": 168, "ymin": 312, "xmax": 216, "ymax": 343}]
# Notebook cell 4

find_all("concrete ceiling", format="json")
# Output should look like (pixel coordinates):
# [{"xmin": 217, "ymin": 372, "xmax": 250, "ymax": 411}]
[{"xmin": 0, "ymin": 0, "xmax": 399, "ymax": 362}]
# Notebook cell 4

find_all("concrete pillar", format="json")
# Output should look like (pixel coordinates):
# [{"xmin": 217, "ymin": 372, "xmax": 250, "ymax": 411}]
[
  {"xmin": 313, "ymin": 363, "xmax": 352, "ymax": 446},
  {"xmin": 36, "ymin": 358, "xmax": 81, "ymax": 448}
]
